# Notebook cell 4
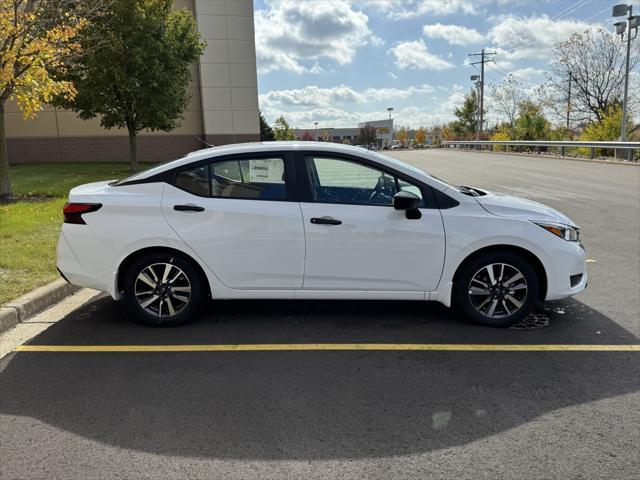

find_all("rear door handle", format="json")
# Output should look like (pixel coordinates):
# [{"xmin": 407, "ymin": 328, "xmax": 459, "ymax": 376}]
[
  {"xmin": 174, "ymin": 204, "xmax": 205, "ymax": 212},
  {"xmin": 310, "ymin": 216, "xmax": 342, "ymax": 225}
]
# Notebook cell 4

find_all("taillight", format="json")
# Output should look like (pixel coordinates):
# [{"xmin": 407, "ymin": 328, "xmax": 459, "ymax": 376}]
[{"xmin": 63, "ymin": 203, "xmax": 102, "ymax": 224}]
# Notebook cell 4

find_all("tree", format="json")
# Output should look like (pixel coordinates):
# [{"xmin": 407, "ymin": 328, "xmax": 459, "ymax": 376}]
[
  {"xmin": 272, "ymin": 115, "xmax": 295, "ymax": 140},
  {"xmin": 300, "ymin": 130, "xmax": 314, "ymax": 141},
  {"xmin": 541, "ymin": 28, "xmax": 639, "ymax": 126},
  {"xmin": 490, "ymin": 123, "xmax": 513, "ymax": 152},
  {"xmin": 59, "ymin": 0, "xmax": 204, "ymax": 170},
  {"xmin": 450, "ymin": 89, "xmax": 478, "ymax": 139},
  {"xmin": 490, "ymin": 75, "xmax": 528, "ymax": 127},
  {"xmin": 259, "ymin": 111, "xmax": 274, "ymax": 141},
  {"xmin": 414, "ymin": 126, "xmax": 427, "ymax": 145},
  {"xmin": 358, "ymin": 125, "xmax": 377, "ymax": 146},
  {"xmin": 579, "ymin": 105, "xmax": 635, "ymax": 157},
  {"xmin": 0, "ymin": 0, "xmax": 97, "ymax": 198},
  {"xmin": 514, "ymin": 100, "xmax": 549, "ymax": 141},
  {"xmin": 319, "ymin": 129, "xmax": 330, "ymax": 142},
  {"xmin": 395, "ymin": 126, "xmax": 409, "ymax": 145}
]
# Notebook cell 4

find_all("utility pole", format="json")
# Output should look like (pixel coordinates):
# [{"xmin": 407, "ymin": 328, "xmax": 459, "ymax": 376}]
[
  {"xmin": 468, "ymin": 49, "xmax": 496, "ymax": 139},
  {"xmin": 566, "ymin": 71, "xmax": 572, "ymax": 132},
  {"xmin": 470, "ymin": 74, "xmax": 480, "ymax": 139}
]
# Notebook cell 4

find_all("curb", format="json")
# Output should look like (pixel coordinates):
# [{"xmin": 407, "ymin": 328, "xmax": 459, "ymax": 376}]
[{"xmin": 0, "ymin": 278, "xmax": 80, "ymax": 335}]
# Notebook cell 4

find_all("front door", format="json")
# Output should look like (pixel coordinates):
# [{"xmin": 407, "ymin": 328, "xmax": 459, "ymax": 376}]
[
  {"xmin": 299, "ymin": 155, "xmax": 445, "ymax": 292},
  {"xmin": 162, "ymin": 154, "xmax": 305, "ymax": 289}
]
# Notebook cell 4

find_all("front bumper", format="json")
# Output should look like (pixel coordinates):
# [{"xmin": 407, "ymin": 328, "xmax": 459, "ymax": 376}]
[{"xmin": 544, "ymin": 240, "xmax": 588, "ymax": 301}]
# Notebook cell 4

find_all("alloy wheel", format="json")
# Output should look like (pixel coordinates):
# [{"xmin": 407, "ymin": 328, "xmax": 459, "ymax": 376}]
[
  {"xmin": 134, "ymin": 262, "xmax": 192, "ymax": 317},
  {"xmin": 468, "ymin": 263, "xmax": 528, "ymax": 319}
]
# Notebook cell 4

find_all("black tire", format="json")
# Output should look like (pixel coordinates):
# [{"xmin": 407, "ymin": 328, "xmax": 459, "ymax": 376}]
[
  {"xmin": 452, "ymin": 252, "xmax": 539, "ymax": 328},
  {"xmin": 123, "ymin": 252, "xmax": 204, "ymax": 327}
]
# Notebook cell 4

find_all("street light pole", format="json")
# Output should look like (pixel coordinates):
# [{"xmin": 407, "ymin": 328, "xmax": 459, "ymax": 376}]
[
  {"xmin": 387, "ymin": 107, "xmax": 394, "ymax": 146},
  {"xmin": 621, "ymin": 6, "xmax": 632, "ymax": 143},
  {"xmin": 613, "ymin": 3, "xmax": 638, "ymax": 160},
  {"xmin": 314, "ymin": 122, "xmax": 318, "ymax": 141}
]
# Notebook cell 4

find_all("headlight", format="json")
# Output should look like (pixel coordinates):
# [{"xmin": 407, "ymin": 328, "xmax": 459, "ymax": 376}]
[{"xmin": 533, "ymin": 222, "xmax": 581, "ymax": 242}]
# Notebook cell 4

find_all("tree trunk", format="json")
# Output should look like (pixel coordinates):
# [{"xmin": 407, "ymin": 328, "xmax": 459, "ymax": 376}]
[
  {"xmin": 127, "ymin": 124, "xmax": 139, "ymax": 171},
  {"xmin": 0, "ymin": 102, "xmax": 12, "ymax": 198}
]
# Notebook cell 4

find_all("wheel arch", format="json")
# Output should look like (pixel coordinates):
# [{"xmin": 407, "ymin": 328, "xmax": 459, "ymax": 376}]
[
  {"xmin": 452, "ymin": 244, "xmax": 547, "ymax": 302},
  {"xmin": 116, "ymin": 246, "xmax": 212, "ymax": 298}
]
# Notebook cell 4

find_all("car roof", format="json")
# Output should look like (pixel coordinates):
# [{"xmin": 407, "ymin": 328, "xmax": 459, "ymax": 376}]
[{"xmin": 120, "ymin": 141, "xmax": 453, "ymax": 192}]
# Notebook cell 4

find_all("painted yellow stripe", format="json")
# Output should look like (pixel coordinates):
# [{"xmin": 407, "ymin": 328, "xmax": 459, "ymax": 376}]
[{"xmin": 15, "ymin": 343, "xmax": 640, "ymax": 352}]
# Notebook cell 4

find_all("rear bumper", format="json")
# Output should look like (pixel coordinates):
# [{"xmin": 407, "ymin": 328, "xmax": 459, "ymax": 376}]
[{"xmin": 57, "ymin": 226, "xmax": 118, "ymax": 297}]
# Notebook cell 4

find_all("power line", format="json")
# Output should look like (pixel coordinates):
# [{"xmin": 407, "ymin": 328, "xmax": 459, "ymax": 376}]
[
  {"xmin": 487, "ymin": 62, "xmax": 540, "ymax": 86},
  {"xmin": 493, "ymin": 0, "xmax": 591, "ymax": 51}
]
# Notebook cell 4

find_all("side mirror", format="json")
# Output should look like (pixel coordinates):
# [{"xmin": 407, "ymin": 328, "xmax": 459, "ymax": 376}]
[{"xmin": 393, "ymin": 191, "xmax": 422, "ymax": 219}]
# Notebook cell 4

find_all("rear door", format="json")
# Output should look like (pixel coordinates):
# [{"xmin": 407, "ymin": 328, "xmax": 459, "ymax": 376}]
[
  {"xmin": 297, "ymin": 153, "xmax": 446, "ymax": 292},
  {"xmin": 162, "ymin": 152, "xmax": 305, "ymax": 289}
]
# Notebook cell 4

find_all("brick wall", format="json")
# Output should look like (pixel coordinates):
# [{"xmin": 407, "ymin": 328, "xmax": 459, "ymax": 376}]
[{"xmin": 8, "ymin": 134, "xmax": 260, "ymax": 164}]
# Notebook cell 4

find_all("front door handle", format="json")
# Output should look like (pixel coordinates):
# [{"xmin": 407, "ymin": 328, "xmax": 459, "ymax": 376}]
[
  {"xmin": 310, "ymin": 216, "xmax": 342, "ymax": 225},
  {"xmin": 174, "ymin": 204, "xmax": 205, "ymax": 212}
]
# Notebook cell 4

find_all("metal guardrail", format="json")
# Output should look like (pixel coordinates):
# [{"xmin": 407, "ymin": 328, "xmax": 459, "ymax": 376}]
[
  {"xmin": 441, "ymin": 140, "xmax": 638, "ymax": 160},
  {"xmin": 442, "ymin": 140, "xmax": 640, "ymax": 149}
]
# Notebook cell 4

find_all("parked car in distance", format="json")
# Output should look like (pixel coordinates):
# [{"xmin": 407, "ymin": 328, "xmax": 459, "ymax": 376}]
[{"xmin": 58, "ymin": 142, "xmax": 586, "ymax": 327}]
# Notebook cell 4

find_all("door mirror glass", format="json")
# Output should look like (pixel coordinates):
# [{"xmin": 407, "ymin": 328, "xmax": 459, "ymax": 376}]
[{"xmin": 393, "ymin": 190, "xmax": 420, "ymax": 210}]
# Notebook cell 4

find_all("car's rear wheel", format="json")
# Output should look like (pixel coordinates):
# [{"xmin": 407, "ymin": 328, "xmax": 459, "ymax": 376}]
[
  {"xmin": 453, "ymin": 252, "xmax": 539, "ymax": 328},
  {"xmin": 123, "ymin": 253, "xmax": 204, "ymax": 327}
]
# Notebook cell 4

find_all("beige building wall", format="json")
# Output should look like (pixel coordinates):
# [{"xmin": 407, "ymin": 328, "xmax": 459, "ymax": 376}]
[
  {"xmin": 195, "ymin": 0, "xmax": 259, "ymax": 145},
  {"xmin": 7, "ymin": 0, "xmax": 259, "ymax": 163}
]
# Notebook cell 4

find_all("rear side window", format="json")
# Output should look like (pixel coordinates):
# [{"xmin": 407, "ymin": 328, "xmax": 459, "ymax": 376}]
[
  {"xmin": 175, "ymin": 158, "xmax": 287, "ymax": 201},
  {"xmin": 175, "ymin": 165, "xmax": 209, "ymax": 196}
]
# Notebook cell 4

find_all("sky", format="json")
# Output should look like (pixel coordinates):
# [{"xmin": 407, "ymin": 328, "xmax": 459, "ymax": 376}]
[{"xmin": 253, "ymin": 0, "xmax": 639, "ymax": 130}]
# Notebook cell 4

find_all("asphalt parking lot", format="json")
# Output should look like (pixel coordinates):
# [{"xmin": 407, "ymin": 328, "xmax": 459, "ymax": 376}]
[{"xmin": 1, "ymin": 150, "xmax": 639, "ymax": 479}]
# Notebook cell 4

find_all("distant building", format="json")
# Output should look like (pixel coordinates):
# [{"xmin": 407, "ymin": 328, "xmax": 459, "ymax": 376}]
[
  {"xmin": 294, "ymin": 119, "xmax": 393, "ymax": 148},
  {"xmin": 6, "ymin": 0, "xmax": 259, "ymax": 164}
]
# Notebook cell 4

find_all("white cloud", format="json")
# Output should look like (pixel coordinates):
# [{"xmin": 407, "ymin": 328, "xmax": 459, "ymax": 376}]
[
  {"xmin": 389, "ymin": 39, "xmax": 454, "ymax": 70},
  {"xmin": 445, "ymin": 84, "xmax": 467, "ymax": 111},
  {"xmin": 387, "ymin": 71, "xmax": 398, "ymax": 80},
  {"xmin": 422, "ymin": 23, "xmax": 485, "ymax": 46},
  {"xmin": 255, "ymin": 1, "xmax": 376, "ymax": 74},
  {"xmin": 260, "ymin": 84, "xmax": 434, "ymax": 108},
  {"xmin": 263, "ymin": 105, "xmax": 454, "ymax": 130},
  {"xmin": 487, "ymin": 15, "xmax": 594, "ymax": 62},
  {"xmin": 510, "ymin": 67, "xmax": 545, "ymax": 83},
  {"xmin": 367, "ymin": 0, "xmax": 478, "ymax": 19}
]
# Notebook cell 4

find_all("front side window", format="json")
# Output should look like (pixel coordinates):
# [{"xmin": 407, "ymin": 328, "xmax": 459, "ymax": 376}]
[
  {"xmin": 305, "ymin": 156, "xmax": 424, "ymax": 206},
  {"xmin": 175, "ymin": 158, "xmax": 287, "ymax": 200}
]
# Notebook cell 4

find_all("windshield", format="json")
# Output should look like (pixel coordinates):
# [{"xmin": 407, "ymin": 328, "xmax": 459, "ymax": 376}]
[{"xmin": 372, "ymin": 151, "xmax": 455, "ymax": 189}]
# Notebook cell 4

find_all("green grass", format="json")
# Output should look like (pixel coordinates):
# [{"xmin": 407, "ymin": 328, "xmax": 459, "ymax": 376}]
[
  {"xmin": 0, "ymin": 162, "xmax": 155, "ymax": 304},
  {"xmin": 9, "ymin": 162, "xmax": 153, "ymax": 197}
]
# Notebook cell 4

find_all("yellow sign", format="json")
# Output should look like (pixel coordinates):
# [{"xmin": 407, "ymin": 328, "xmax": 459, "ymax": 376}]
[{"xmin": 377, "ymin": 127, "xmax": 390, "ymax": 134}]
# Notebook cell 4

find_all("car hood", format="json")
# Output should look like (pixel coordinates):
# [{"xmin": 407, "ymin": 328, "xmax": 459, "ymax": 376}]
[{"xmin": 474, "ymin": 190, "xmax": 576, "ymax": 226}]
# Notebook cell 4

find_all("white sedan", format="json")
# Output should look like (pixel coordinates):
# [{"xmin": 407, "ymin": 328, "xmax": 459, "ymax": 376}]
[{"xmin": 57, "ymin": 142, "xmax": 587, "ymax": 327}]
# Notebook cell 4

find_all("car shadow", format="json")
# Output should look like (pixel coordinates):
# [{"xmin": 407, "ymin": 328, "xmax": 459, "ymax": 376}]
[{"xmin": 1, "ymin": 296, "xmax": 638, "ymax": 461}]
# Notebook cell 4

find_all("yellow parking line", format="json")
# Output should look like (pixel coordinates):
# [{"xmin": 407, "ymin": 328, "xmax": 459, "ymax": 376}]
[{"xmin": 15, "ymin": 343, "xmax": 640, "ymax": 352}]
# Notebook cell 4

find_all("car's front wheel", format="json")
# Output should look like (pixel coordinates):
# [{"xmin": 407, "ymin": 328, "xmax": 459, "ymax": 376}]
[
  {"xmin": 452, "ymin": 252, "xmax": 539, "ymax": 328},
  {"xmin": 123, "ymin": 252, "xmax": 204, "ymax": 327}
]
